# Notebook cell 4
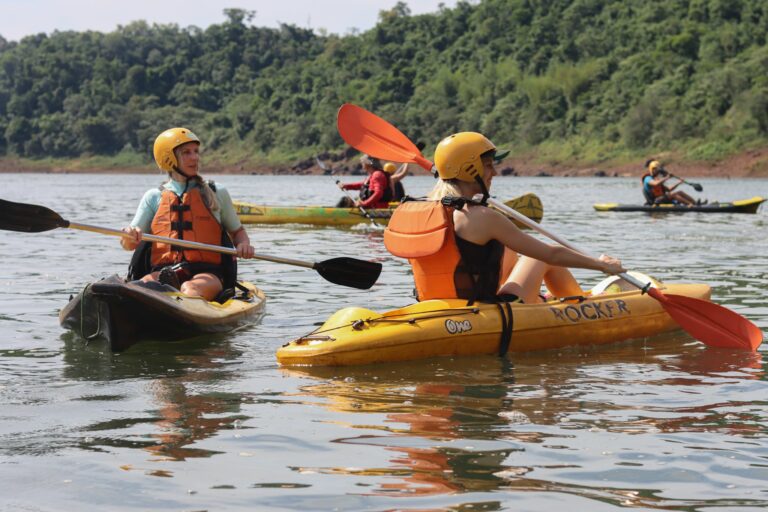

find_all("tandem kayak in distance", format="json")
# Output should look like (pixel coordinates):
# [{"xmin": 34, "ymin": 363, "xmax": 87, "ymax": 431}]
[
  {"xmin": 276, "ymin": 274, "xmax": 711, "ymax": 367},
  {"xmin": 593, "ymin": 196, "xmax": 765, "ymax": 213},
  {"xmin": 234, "ymin": 193, "xmax": 545, "ymax": 227},
  {"xmin": 60, "ymin": 275, "xmax": 266, "ymax": 351}
]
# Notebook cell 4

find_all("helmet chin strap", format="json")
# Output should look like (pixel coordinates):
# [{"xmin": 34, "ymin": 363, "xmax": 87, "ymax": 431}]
[
  {"xmin": 171, "ymin": 166, "xmax": 192, "ymax": 193},
  {"xmin": 172, "ymin": 165, "xmax": 190, "ymax": 180},
  {"xmin": 474, "ymin": 175, "xmax": 489, "ymax": 205}
]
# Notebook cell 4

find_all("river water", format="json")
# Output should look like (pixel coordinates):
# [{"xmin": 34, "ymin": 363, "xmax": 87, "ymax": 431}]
[{"xmin": 1, "ymin": 173, "xmax": 766, "ymax": 511}]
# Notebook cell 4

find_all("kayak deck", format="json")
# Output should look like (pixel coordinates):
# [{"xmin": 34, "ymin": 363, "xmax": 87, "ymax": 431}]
[
  {"xmin": 277, "ymin": 281, "xmax": 711, "ymax": 367},
  {"xmin": 593, "ymin": 196, "xmax": 765, "ymax": 213},
  {"xmin": 60, "ymin": 275, "xmax": 266, "ymax": 351}
]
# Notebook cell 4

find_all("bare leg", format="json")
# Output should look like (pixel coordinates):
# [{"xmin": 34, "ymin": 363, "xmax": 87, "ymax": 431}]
[
  {"xmin": 498, "ymin": 255, "xmax": 583, "ymax": 303},
  {"xmin": 542, "ymin": 266, "xmax": 584, "ymax": 298},
  {"xmin": 180, "ymin": 273, "xmax": 223, "ymax": 301},
  {"xmin": 669, "ymin": 191, "xmax": 694, "ymax": 205},
  {"xmin": 140, "ymin": 271, "xmax": 222, "ymax": 301}
]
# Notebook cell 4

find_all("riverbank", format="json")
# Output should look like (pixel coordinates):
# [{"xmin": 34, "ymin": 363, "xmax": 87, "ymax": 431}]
[{"xmin": 1, "ymin": 146, "xmax": 767, "ymax": 178}]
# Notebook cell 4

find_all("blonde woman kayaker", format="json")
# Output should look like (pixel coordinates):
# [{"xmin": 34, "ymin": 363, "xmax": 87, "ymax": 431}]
[
  {"xmin": 384, "ymin": 132, "xmax": 625, "ymax": 304},
  {"xmin": 120, "ymin": 127, "xmax": 255, "ymax": 301}
]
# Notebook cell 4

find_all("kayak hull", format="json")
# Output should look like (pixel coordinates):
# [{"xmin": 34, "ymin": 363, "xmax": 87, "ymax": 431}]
[
  {"xmin": 593, "ymin": 196, "xmax": 765, "ymax": 213},
  {"xmin": 234, "ymin": 193, "xmax": 544, "ymax": 227},
  {"xmin": 60, "ymin": 275, "xmax": 266, "ymax": 351},
  {"xmin": 277, "ymin": 282, "xmax": 711, "ymax": 367}
]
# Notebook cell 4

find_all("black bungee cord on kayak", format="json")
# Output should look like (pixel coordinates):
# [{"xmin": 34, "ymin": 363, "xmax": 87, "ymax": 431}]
[{"xmin": 496, "ymin": 302, "xmax": 514, "ymax": 357}]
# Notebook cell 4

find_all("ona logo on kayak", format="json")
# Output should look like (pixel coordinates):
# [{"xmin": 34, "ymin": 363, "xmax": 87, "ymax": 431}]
[
  {"xmin": 550, "ymin": 299, "xmax": 631, "ymax": 324},
  {"xmin": 445, "ymin": 318, "xmax": 472, "ymax": 334}
]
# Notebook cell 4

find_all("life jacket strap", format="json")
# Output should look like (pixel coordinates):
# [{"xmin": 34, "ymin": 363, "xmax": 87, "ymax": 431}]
[
  {"xmin": 171, "ymin": 221, "xmax": 193, "ymax": 231},
  {"xmin": 440, "ymin": 196, "xmax": 484, "ymax": 210}
]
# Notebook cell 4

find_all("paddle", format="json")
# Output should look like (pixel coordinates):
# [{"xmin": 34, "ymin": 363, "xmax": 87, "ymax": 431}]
[
  {"xmin": 336, "ymin": 103, "xmax": 763, "ymax": 351},
  {"xmin": 670, "ymin": 173, "xmax": 703, "ymax": 192},
  {"xmin": 315, "ymin": 157, "xmax": 382, "ymax": 228},
  {"xmin": 0, "ymin": 198, "xmax": 382, "ymax": 290}
]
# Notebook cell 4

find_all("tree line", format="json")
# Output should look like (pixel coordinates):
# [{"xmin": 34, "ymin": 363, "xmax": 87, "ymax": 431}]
[{"xmin": 0, "ymin": 0, "xmax": 766, "ymax": 166}]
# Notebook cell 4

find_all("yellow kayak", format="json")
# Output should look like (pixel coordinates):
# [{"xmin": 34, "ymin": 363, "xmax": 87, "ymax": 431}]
[
  {"xmin": 277, "ymin": 275, "xmax": 711, "ymax": 366},
  {"xmin": 234, "ymin": 193, "xmax": 544, "ymax": 228}
]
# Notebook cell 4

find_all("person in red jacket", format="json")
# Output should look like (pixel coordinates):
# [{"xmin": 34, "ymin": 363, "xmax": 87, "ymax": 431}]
[{"xmin": 337, "ymin": 155, "xmax": 393, "ymax": 209}]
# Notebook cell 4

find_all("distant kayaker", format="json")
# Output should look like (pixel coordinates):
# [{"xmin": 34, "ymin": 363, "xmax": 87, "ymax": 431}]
[
  {"xmin": 384, "ymin": 161, "xmax": 408, "ymax": 202},
  {"xmin": 642, "ymin": 160, "xmax": 701, "ymax": 206},
  {"xmin": 385, "ymin": 132, "xmax": 625, "ymax": 304},
  {"xmin": 120, "ymin": 127, "xmax": 256, "ymax": 301},
  {"xmin": 336, "ymin": 154, "xmax": 393, "ymax": 209}
]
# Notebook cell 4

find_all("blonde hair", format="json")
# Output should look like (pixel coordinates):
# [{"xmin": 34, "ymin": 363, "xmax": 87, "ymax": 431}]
[
  {"xmin": 428, "ymin": 179, "xmax": 464, "ymax": 201},
  {"xmin": 193, "ymin": 176, "xmax": 220, "ymax": 212}
]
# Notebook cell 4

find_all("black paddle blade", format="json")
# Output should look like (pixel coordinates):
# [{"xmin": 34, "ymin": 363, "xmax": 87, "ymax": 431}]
[
  {"xmin": 691, "ymin": 183, "xmax": 704, "ymax": 192},
  {"xmin": 0, "ymin": 199, "xmax": 69, "ymax": 233},
  {"xmin": 314, "ymin": 257, "xmax": 382, "ymax": 290}
]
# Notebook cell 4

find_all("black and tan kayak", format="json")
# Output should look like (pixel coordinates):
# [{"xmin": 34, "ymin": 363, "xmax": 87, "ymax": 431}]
[
  {"xmin": 60, "ymin": 275, "xmax": 266, "ymax": 351},
  {"xmin": 594, "ymin": 196, "xmax": 765, "ymax": 213}
]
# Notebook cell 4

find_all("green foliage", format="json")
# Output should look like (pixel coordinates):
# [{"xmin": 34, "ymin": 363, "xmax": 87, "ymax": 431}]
[{"xmin": 0, "ymin": 0, "xmax": 767, "ymax": 165}]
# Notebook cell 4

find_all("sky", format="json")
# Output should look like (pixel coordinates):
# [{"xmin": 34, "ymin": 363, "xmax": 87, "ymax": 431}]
[{"xmin": 0, "ymin": 0, "xmax": 460, "ymax": 42}]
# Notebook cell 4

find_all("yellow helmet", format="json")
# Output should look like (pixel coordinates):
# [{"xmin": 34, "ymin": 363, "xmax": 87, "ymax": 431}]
[
  {"xmin": 153, "ymin": 127, "xmax": 200, "ymax": 172},
  {"xmin": 648, "ymin": 160, "xmax": 661, "ymax": 172},
  {"xmin": 434, "ymin": 132, "xmax": 496, "ymax": 182},
  {"xmin": 383, "ymin": 162, "xmax": 397, "ymax": 174}
]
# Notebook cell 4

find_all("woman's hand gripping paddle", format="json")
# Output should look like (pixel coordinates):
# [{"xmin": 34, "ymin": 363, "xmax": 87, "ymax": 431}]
[
  {"xmin": 335, "ymin": 103, "xmax": 763, "ymax": 351},
  {"xmin": 0, "ymin": 199, "xmax": 382, "ymax": 290}
]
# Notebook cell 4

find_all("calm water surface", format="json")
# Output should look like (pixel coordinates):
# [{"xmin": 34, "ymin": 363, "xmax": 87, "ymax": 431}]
[{"xmin": 1, "ymin": 173, "xmax": 767, "ymax": 511}]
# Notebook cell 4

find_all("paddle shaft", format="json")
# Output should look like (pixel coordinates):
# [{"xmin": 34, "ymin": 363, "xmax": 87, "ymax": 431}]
[
  {"xmin": 68, "ymin": 221, "xmax": 315, "ymax": 269},
  {"xmin": 669, "ymin": 173, "xmax": 703, "ymax": 191}
]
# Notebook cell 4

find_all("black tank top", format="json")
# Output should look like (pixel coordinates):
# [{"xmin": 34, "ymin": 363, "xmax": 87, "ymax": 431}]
[{"xmin": 454, "ymin": 235, "xmax": 504, "ymax": 301}]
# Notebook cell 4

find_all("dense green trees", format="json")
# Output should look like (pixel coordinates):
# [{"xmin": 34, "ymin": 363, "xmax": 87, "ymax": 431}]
[{"xmin": 0, "ymin": 1, "xmax": 766, "ymax": 166}]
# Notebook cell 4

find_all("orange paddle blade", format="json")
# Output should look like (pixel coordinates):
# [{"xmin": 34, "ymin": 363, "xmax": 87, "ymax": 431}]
[
  {"xmin": 648, "ymin": 288, "xmax": 763, "ymax": 351},
  {"xmin": 336, "ymin": 104, "xmax": 434, "ymax": 171}
]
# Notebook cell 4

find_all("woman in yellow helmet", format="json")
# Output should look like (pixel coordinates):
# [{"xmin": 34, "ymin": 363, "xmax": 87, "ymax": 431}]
[
  {"xmin": 120, "ymin": 127, "xmax": 255, "ymax": 301},
  {"xmin": 383, "ymin": 161, "xmax": 408, "ymax": 201},
  {"xmin": 398, "ymin": 132, "xmax": 624, "ymax": 303}
]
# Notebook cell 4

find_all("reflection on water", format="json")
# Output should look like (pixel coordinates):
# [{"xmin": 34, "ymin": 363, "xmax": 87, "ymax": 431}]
[
  {"xmin": 0, "ymin": 174, "xmax": 766, "ymax": 510},
  {"xmin": 284, "ymin": 335, "xmax": 768, "ymax": 507},
  {"xmin": 59, "ymin": 333, "xmax": 253, "ymax": 468}
]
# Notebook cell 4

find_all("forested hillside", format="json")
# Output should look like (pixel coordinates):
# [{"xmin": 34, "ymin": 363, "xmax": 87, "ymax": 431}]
[{"xmin": 0, "ymin": 0, "xmax": 766, "ymax": 169}]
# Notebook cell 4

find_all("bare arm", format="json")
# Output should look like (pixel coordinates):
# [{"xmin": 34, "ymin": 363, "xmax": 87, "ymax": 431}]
[
  {"xmin": 230, "ymin": 226, "xmax": 255, "ymax": 259},
  {"xmin": 391, "ymin": 163, "xmax": 409, "ymax": 182},
  {"xmin": 455, "ymin": 207, "xmax": 624, "ymax": 274}
]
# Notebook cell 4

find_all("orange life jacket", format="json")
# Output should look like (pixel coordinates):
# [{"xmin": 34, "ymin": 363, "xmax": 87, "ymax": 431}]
[
  {"xmin": 641, "ymin": 172, "xmax": 666, "ymax": 203},
  {"xmin": 150, "ymin": 187, "xmax": 224, "ymax": 267},
  {"xmin": 384, "ymin": 200, "xmax": 503, "ymax": 302}
]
